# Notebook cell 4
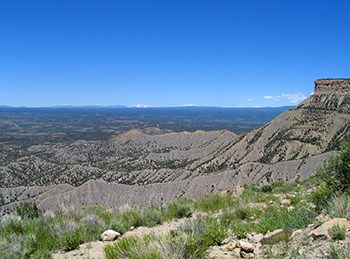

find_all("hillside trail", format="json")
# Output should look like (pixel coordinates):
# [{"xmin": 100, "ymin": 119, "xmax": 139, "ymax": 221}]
[{"xmin": 51, "ymin": 217, "xmax": 188, "ymax": 259}]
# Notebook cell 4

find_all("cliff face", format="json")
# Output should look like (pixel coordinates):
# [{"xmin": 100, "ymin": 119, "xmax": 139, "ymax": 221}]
[
  {"xmin": 299, "ymin": 79, "xmax": 350, "ymax": 112},
  {"xmin": 314, "ymin": 79, "xmax": 350, "ymax": 93}
]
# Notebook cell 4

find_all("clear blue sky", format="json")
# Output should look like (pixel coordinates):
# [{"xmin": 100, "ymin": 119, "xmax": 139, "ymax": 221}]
[{"xmin": 1, "ymin": 0, "xmax": 349, "ymax": 107}]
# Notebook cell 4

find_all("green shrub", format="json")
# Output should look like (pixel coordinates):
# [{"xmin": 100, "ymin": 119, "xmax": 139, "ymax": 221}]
[
  {"xmin": 317, "ymin": 141, "xmax": 350, "ymax": 194},
  {"xmin": 194, "ymin": 193, "xmax": 238, "ymax": 212},
  {"xmin": 0, "ymin": 215, "xmax": 24, "ymax": 235},
  {"xmin": 329, "ymin": 225, "xmax": 346, "ymax": 240},
  {"xmin": 154, "ymin": 233, "xmax": 196, "ymax": 259},
  {"xmin": 258, "ymin": 206, "xmax": 315, "ymax": 234},
  {"xmin": 61, "ymin": 229, "xmax": 84, "ymax": 251},
  {"xmin": 143, "ymin": 208, "xmax": 163, "ymax": 227},
  {"xmin": 16, "ymin": 202, "xmax": 41, "ymax": 219},
  {"xmin": 201, "ymin": 217, "xmax": 226, "ymax": 246},
  {"xmin": 330, "ymin": 244, "xmax": 350, "ymax": 259},
  {"xmin": 234, "ymin": 206, "xmax": 261, "ymax": 221},
  {"xmin": 82, "ymin": 205, "xmax": 112, "ymax": 223},
  {"xmin": 104, "ymin": 235, "xmax": 162, "ymax": 259},
  {"xmin": 242, "ymin": 184, "xmax": 262, "ymax": 201},
  {"xmin": 166, "ymin": 198, "xmax": 192, "ymax": 219},
  {"xmin": 108, "ymin": 217, "xmax": 127, "ymax": 234},
  {"xmin": 220, "ymin": 210, "xmax": 237, "ymax": 228},
  {"xmin": 270, "ymin": 181, "xmax": 298, "ymax": 194},
  {"xmin": 122, "ymin": 209, "xmax": 144, "ymax": 228},
  {"xmin": 327, "ymin": 194, "xmax": 350, "ymax": 218},
  {"xmin": 261, "ymin": 184, "xmax": 273, "ymax": 193},
  {"xmin": 310, "ymin": 184, "xmax": 333, "ymax": 212},
  {"xmin": 233, "ymin": 221, "xmax": 254, "ymax": 239},
  {"xmin": 175, "ymin": 216, "xmax": 226, "ymax": 257}
]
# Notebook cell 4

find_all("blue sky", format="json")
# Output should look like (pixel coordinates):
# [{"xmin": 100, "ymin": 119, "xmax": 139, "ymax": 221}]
[{"xmin": 1, "ymin": 0, "xmax": 349, "ymax": 107}]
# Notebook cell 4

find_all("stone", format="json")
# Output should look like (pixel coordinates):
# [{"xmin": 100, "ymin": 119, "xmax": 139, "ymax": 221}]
[
  {"xmin": 280, "ymin": 199, "xmax": 292, "ymax": 206},
  {"xmin": 100, "ymin": 230, "xmax": 121, "ymax": 241},
  {"xmin": 285, "ymin": 194, "xmax": 296, "ymax": 199},
  {"xmin": 207, "ymin": 246, "xmax": 233, "ymax": 259},
  {"xmin": 222, "ymin": 240, "xmax": 238, "ymax": 251},
  {"xmin": 221, "ymin": 237, "xmax": 231, "ymax": 245},
  {"xmin": 290, "ymin": 229, "xmax": 303, "ymax": 240},
  {"xmin": 248, "ymin": 233, "xmax": 264, "ymax": 243},
  {"xmin": 261, "ymin": 229, "xmax": 285, "ymax": 244},
  {"xmin": 239, "ymin": 241, "xmax": 255, "ymax": 253},
  {"xmin": 310, "ymin": 218, "xmax": 350, "ymax": 238},
  {"xmin": 232, "ymin": 248, "xmax": 241, "ymax": 258},
  {"xmin": 287, "ymin": 206, "xmax": 294, "ymax": 212}
]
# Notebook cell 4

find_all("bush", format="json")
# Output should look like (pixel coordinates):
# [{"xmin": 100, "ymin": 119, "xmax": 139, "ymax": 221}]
[
  {"xmin": 175, "ymin": 216, "xmax": 226, "ymax": 257},
  {"xmin": 166, "ymin": 198, "xmax": 192, "ymax": 219},
  {"xmin": 310, "ymin": 184, "xmax": 333, "ymax": 212},
  {"xmin": 122, "ymin": 209, "xmax": 144, "ymax": 228},
  {"xmin": 195, "ymin": 193, "xmax": 238, "ymax": 212},
  {"xmin": 233, "ymin": 221, "xmax": 253, "ymax": 239},
  {"xmin": 234, "ymin": 206, "xmax": 261, "ymax": 221},
  {"xmin": 330, "ymin": 241, "xmax": 350, "ymax": 259},
  {"xmin": 16, "ymin": 202, "xmax": 41, "ymax": 219},
  {"xmin": 0, "ymin": 215, "xmax": 24, "ymax": 235},
  {"xmin": 220, "ymin": 210, "xmax": 237, "ymax": 228},
  {"xmin": 104, "ymin": 235, "xmax": 162, "ymax": 259},
  {"xmin": 329, "ymin": 225, "xmax": 346, "ymax": 240},
  {"xmin": 327, "ymin": 194, "xmax": 350, "ymax": 219},
  {"xmin": 258, "ymin": 206, "xmax": 315, "ymax": 234},
  {"xmin": 261, "ymin": 184, "xmax": 273, "ymax": 193},
  {"xmin": 62, "ymin": 229, "xmax": 84, "ymax": 251},
  {"xmin": 201, "ymin": 217, "xmax": 226, "ymax": 246},
  {"xmin": 317, "ymin": 141, "xmax": 350, "ymax": 194},
  {"xmin": 108, "ymin": 217, "xmax": 127, "ymax": 234},
  {"xmin": 143, "ymin": 208, "xmax": 164, "ymax": 227},
  {"xmin": 154, "ymin": 234, "xmax": 194, "ymax": 259}
]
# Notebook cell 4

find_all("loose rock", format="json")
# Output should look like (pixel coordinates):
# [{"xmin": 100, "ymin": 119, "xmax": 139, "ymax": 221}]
[
  {"xmin": 310, "ymin": 218, "xmax": 350, "ymax": 238},
  {"xmin": 261, "ymin": 229, "xmax": 285, "ymax": 244},
  {"xmin": 239, "ymin": 241, "xmax": 255, "ymax": 253},
  {"xmin": 222, "ymin": 240, "xmax": 238, "ymax": 251},
  {"xmin": 101, "ymin": 230, "xmax": 121, "ymax": 241},
  {"xmin": 280, "ymin": 199, "xmax": 292, "ymax": 206}
]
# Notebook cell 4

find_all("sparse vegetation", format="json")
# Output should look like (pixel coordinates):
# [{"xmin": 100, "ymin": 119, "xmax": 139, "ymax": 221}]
[
  {"xmin": 16, "ymin": 202, "xmax": 41, "ymax": 219},
  {"xmin": 329, "ymin": 225, "xmax": 346, "ymax": 241},
  {"xmin": 316, "ymin": 140, "xmax": 350, "ymax": 195}
]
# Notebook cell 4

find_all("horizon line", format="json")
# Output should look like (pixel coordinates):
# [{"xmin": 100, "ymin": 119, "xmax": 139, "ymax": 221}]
[{"xmin": 0, "ymin": 104, "xmax": 295, "ymax": 109}]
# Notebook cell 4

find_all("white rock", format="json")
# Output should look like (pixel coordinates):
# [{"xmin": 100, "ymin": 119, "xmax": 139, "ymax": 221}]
[
  {"xmin": 249, "ymin": 233, "xmax": 264, "ymax": 243},
  {"xmin": 101, "ymin": 230, "xmax": 121, "ymax": 241},
  {"xmin": 287, "ymin": 206, "xmax": 294, "ymax": 212},
  {"xmin": 222, "ymin": 240, "xmax": 238, "ymax": 251},
  {"xmin": 261, "ymin": 229, "xmax": 285, "ymax": 244},
  {"xmin": 280, "ymin": 199, "xmax": 292, "ymax": 206},
  {"xmin": 310, "ymin": 218, "xmax": 350, "ymax": 238},
  {"xmin": 239, "ymin": 241, "xmax": 255, "ymax": 253},
  {"xmin": 290, "ymin": 229, "xmax": 303, "ymax": 240}
]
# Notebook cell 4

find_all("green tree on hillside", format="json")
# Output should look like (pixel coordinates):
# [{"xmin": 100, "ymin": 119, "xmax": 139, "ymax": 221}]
[{"xmin": 317, "ymin": 140, "xmax": 350, "ymax": 194}]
